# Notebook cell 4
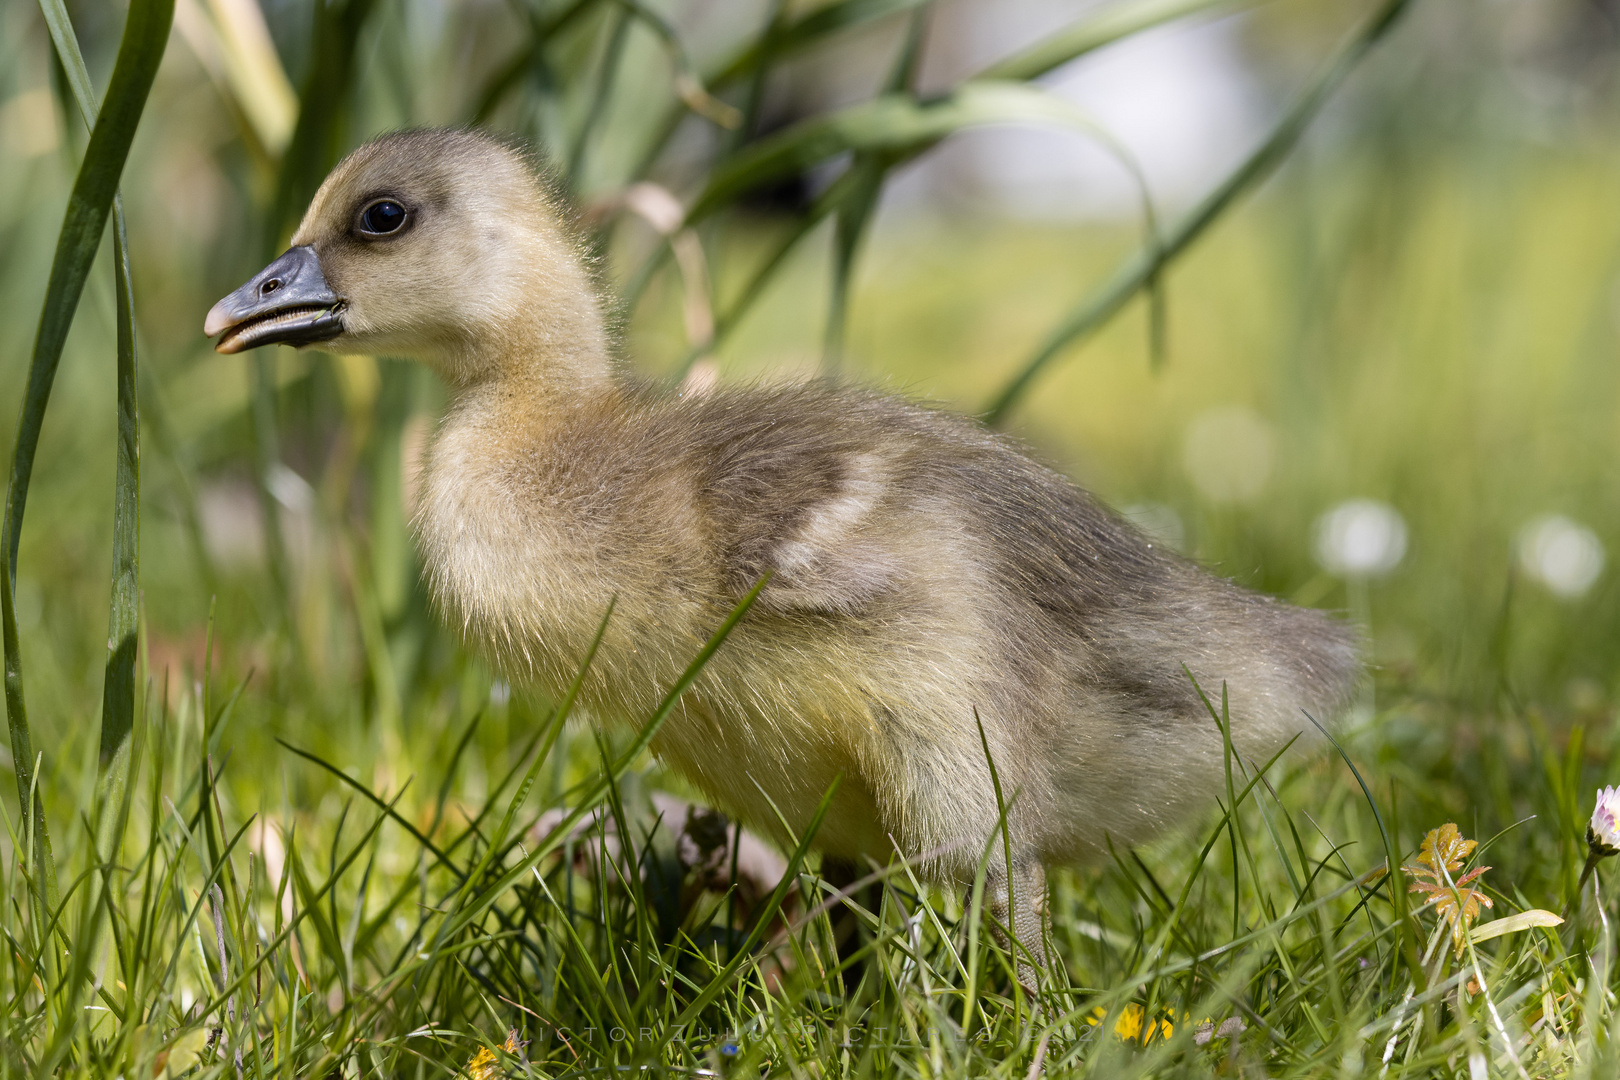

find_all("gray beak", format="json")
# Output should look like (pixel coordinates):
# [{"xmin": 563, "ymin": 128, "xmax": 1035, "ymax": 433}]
[{"xmin": 205, "ymin": 246, "xmax": 346, "ymax": 354}]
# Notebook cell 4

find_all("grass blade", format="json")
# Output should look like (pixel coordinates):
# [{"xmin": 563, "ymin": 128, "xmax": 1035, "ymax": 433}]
[
  {"xmin": 978, "ymin": 0, "xmax": 1237, "ymax": 82},
  {"xmin": 0, "ymin": 547, "xmax": 55, "ymax": 919},
  {"xmin": 8, "ymin": 0, "xmax": 172, "ymax": 924},
  {"xmin": 706, "ymin": 0, "xmax": 928, "ymax": 89},
  {"xmin": 690, "ymin": 82, "xmax": 1135, "ymax": 222},
  {"xmin": 41, "ymin": 0, "xmax": 144, "ymax": 851},
  {"xmin": 36, "ymin": 0, "xmax": 97, "ymax": 119},
  {"xmin": 8, "ymin": 0, "xmax": 171, "ymax": 584},
  {"xmin": 97, "ymin": 202, "xmax": 141, "ymax": 858}
]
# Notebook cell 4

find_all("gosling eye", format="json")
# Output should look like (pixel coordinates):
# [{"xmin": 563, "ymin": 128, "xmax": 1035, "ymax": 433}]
[{"xmin": 358, "ymin": 199, "xmax": 409, "ymax": 237}]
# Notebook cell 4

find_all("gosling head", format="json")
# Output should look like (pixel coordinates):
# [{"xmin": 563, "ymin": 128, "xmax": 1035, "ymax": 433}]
[{"xmin": 204, "ymin": 128, "xmax": 608, "ymax": 387}]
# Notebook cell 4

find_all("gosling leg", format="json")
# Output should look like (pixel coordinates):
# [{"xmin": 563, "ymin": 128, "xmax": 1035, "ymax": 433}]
[{"xmin": 984, "ymin": 859, "xmax": 1049, "ymax": 1000}]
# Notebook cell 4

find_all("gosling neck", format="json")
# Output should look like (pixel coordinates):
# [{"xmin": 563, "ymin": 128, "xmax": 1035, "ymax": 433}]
[{"xmin": 436, "ymin": 295, "xmax": 617, "ymax": 415}]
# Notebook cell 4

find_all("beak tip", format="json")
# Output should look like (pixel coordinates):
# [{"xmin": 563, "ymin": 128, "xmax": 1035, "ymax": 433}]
[{"xmin": 203, "ymin": 302, "xmax": 231, "ymax": 339}]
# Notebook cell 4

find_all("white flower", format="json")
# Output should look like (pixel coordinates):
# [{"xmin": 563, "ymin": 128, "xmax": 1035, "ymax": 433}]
[
  {"xmin": 1518, "ymin": 515, "xmax": 1605, "ymax": 599},
  {"xmin": 1313, "ymin": 499, "xmax": 1408, "ymax": 579},
  {"xmin": 1589, "ymin": 786, "xmax": 1620, "ymax": 857}
]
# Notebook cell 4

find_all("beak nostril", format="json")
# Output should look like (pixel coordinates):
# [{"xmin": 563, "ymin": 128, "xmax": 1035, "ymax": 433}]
[{"xmin": 208, "ymin": 245, "xmax": 339, "ymax": 348}]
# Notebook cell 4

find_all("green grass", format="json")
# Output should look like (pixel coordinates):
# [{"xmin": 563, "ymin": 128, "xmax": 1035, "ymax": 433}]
[{"xmin": 4, "ymin": 0, "xmax": 1620, "ymax": 1073}]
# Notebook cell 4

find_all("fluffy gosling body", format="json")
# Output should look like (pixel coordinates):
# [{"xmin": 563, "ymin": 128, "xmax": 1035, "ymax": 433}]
[{"xmin": 206, "ymin": 128, "xmax": 1359, "ymax": 978}]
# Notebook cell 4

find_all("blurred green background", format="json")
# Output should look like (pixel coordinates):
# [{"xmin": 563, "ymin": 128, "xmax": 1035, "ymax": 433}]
[{"xmin": 3, "ymin": 0, "xmax": 1620, "ymax": 1042}]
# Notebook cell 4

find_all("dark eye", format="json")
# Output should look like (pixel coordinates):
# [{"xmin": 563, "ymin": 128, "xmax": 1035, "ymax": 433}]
[{"xmin": 359, "ymin": 199, "xmax": 407, "ymax": 236}]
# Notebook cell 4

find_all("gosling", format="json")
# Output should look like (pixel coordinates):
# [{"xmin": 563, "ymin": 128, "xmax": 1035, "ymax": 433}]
[{"xmin": 205, "ymin": 128, "xmax": 1358, "ymax": 982}]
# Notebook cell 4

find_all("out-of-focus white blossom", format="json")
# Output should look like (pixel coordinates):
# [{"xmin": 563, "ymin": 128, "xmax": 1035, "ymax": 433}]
[
  {"xmin": 1590, "ymin": 786, "xmax": 1620, "ymax": 857},
  {"xmin": 1519, "ymin": 515, "xmax": 1605, "ymax": 599},
  {"xmin": 1313, "ymin": 499, "xmax": 1408, "ymax": 578}
]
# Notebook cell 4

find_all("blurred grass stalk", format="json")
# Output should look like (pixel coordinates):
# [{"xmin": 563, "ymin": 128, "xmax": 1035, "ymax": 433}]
[
  {"xmin": 42, "ymin": 0, "xmax": 154, "ymax": 858},
  {"xmin": 985, "ymin": 0, "xmax": 1415, "ymax": 421},
  {"xmin": 665, "ymin": 0, "xmax": 1245, "ymax": 378},
  {"xmin": 6, "ymin": 0, "xmax": 173, "ymax": 926},
  {"xmin": 171, "ymin": 0, "xmax": 297, "ymax": 160}
]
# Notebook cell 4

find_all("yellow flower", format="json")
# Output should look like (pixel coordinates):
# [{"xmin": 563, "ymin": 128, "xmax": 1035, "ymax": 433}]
[
  {"xmin": 1086, "ymin": 1004, "xmax": 1186, "ymax": 1044},
  {"xmin": 465, "ymin": 1030, "xmax": 523, "ymax": 1080}
]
